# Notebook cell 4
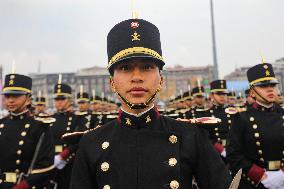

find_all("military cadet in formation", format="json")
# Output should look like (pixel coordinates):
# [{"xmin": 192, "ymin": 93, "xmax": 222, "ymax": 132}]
[
  {"xmin": 0, "ymin": 73, "xmax": 54, "ymax": 189},
  {"xmin": 34, "ymin": 92, "xmax": 49, "ymax": 118},
  {"xmin": 185, "ymin": 86, "xmax": 207, "ymax": 119},
  {"xmin": 70, "ymin": 18, "xmax": 231, "ymax": 189},
  {"xmin": 227, "ymin": 62, "xmax": 284, "ymax": 189},
  {"xmin": 207, "ymin": 80, "xmax": 235, "ymax": 159},
  {"xmin": 245, "ymin": 88, "xmax": 255, "ymax": 107},
  {"xmin": 164, "ymin": 98, "xmax": 180, "ymax": 119},
  {"xmin": 99, "ymin": 98, "xmax": 119, "ymax": 124},
  {"xmin": 75, "ymin": 88, "xmax": 96, "ymax": 132},
  {"xmin": 48, "ymin": 79, "xmax": 83, "ymax": 189},
  {"xmin": 227, "ymin": 91, "xmax": 237, "ymax": 107},
  {"xmin": 90, "ymin": 95, "xmax": 110, "ymax": 125}
]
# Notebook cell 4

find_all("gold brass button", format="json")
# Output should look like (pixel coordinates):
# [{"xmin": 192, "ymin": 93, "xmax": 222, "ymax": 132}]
[
  {"xmin": 0, "ymin": 124, "xmax": 4, "ymax": 128},
  {"xmin": 256, "ymin": 141, "xmax": 260, "ymax": 146},
  {"xmin": 252, "ymin": 124, "xmax": 257, "ymax": 129},
  {"xmin": 101, "ymin": 162, "xmax": 110, "ymax": 172},
  {"xmin": 258, "ymin": 150, "xmax": 263, "ymax": 155},
  {"xmin": 17, "ymin": 150, "xmax": 22, "ymax": 155},
  {"xmin": 19, "ymin": 140, "xmax": 24, "ymax": 145},
  {"xmin": 228, "ymin": 120, "xmax": 231, "ymax": 124},
  {"xmin": 215, "ymin": 133, "xmax": 219, "ymax": 136},
  {"xmin": 214, "ymin": 128, "xmax": 218, "ymax": 131},
  {"xmin": 16, "ymin": 160, "xmax": 21, "ymax": 165},
  {"xmin": 169, "ymin": 135, "xmax": 178, "ymax": 144},
  {"xmin": 25, "ymin": 124, "xmax": 30, "ymax": 128},
  {"xmin": 250, "ymin": 117, "xmax": 254, "ymax": 121},
  {"xmin": 103, "ymin": 185, "xmax": 110, "ymax": 189},
  {"xmin": 15, "ymin": 169, "xmax": 20, "ymax": 173},
  {"xmin": 254, "ymin": 133, "xmax": 259, "ymax": 138},
  {"xmin": 66, "ymin": 127, "xmax": 70, "ymax": 131},
  {"xmin": 21, "ymin": 132, "xmax": 27, "ymax": 136},
  {"xmin": 69, "ymin": 117, "xmax": 72, "ymax": 121},
  {"xmin": 169, "ymin": 158, "xmax": 177, "ymax": 167},
  {"xmin": 260, "ymin": 158, "xmax": 264, "ymax": 162},
  {"xmin": 170, "ymin": 180, "xmax": 179, "ymax": 189},
  {"xmin": 102, "ymin": 142, "xmax": 110, "ymax": 150},
  {"xmin": 68, "ymin": 122, "xmax": 71, "ymax": 126}
]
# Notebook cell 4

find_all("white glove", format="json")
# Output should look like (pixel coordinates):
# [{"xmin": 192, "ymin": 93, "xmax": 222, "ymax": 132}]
[
  {"xmin": 261, "ymin": 170, "xmax": 284, "ymax": 189},
  {"xmin": 221, "ymin": 149, "xmax": 226, "ymax": 157},
  {"xmin": 54, "ymin": 155, "xmax": 67, "ymax": 170},
  {"xmin": 57, "ymin": 160, "xmax": 67, "ymax": 170}
]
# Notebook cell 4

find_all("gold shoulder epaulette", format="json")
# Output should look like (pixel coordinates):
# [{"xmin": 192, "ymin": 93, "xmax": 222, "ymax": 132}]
[
  {"xmin": 236, "ymin": 107, "xmax": 247, "ymax": 113},
  {"xmin": 225, "ymin": 107, "xmax": 238, "ymax": 115},
  {"xmin": 37, "ymin": 112, "xmax": 51, "ymax": 117},
  {"xmin": 92, "ymin": 111, "xmax": 100, "ymax": 115},
  {"xmin": 179, "ymin": 109, "xmax": 187, "ymax": 114},
  {"xmin": 106, "ymin": 115, "xmax": 118, "ymax": 119},
  {"xmin": 196, "ymin": 108, "xmax": 209, "ymax": 112},
  {"xmin": 75, "ymin": 111, "xmax": 88, "ymax": 116},
  {"xmin": 35, "ymin": 117, "xmax": 56, "ymax": 124}
]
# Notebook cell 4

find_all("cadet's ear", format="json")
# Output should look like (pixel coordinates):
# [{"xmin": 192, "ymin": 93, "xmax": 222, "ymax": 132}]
[
  {"xmin": 209, "ymin": 93, "xmax": 215, "ymax": 102},
  {"xmin": 159, "ymin": 76, "xmax": 164, "ymax": 88},
  {"xmin": 250, "ymin": 90, "xmax": 256, "ymax": 98},
  {"xmin": 109, "ymin": 76, "xmax": 116, "ymax": 92}
]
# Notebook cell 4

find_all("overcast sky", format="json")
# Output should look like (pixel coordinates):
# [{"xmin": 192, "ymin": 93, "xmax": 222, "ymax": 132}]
[{"xmin": 0, "ymin": 0, "xmax": 283, "ymax": 77}]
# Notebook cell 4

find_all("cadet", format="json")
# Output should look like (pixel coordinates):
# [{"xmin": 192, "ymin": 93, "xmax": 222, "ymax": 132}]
[
  {"xmin": 185, "ymin": 86, "xmax": 207, "ymax": 119},
  {"xmin": 70, "ymin": 18, "xmax": 231, "ymax": 189},
  {"xmin": 48, "ymin": 79, "xmax": 82, "ymax": 189},
  {"xmin": 0, "ymin": 73, "xmax": 54, "ymax": 189},
  {"xmin": 227, "ymin": 63, "xmax": 284, "ymax": 189},
  {"xmin": 75, "ymin": 89, "xmax": 95, "ymax": 132},
  {"xmin": 207, "ymin": 80, "xmax": 235, "ymax": 158},
  {"xmin": 227, "ymin": 91, "xmax": 237, "ymax": 107},
  {"xmin": 245, "ymin": 88, "xmax": 255, "ymax": 106},
  {"xmin": 34, "ymin": 92, "xmax": 49, "ymax": 117}
]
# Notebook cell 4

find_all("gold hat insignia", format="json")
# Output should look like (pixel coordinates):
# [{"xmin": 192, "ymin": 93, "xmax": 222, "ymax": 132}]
[{"xmin": 131, "ymin": 31, "xmax": 140, "ymax": 41}]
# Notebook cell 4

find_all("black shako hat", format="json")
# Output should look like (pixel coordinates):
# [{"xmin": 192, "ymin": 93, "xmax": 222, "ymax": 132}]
[
  {"xmin": 210, "ymin": 80, "xmax": 227, "ymax": 93},
  {"xmin": 227, "ymin": 91, "xmax": 236, "ymax": 98},
  {"xmin": 191, "ymin": 86, "xmax": 205, "ymax": 97},
  {"xmin": 35, "ymin": 97, "xmax": 46, "ymax": 105},
  {"xmin": 90, "ymin": 95, "xmax": 102, "ymax": 103},
  {"xmin": 182, "ymin": 91, "xmax": 192, "ymax": 100},
  {"xmin": 247, "ymin": 63, "xmax": 278, "ymax": 86},
  {"xmin": 54, "ymin": 84, "xmax": 72, "ymax": 98},
  {"xmin": 77, "ymin": 92, "xmax": 90, "ymax": 102},
  {"xmin": 2, "ymin": 74, "xmax": 32, "ymax": 95},
  {"xmin": 107, "ymin": 19, "xmax": 165, "ymax": 75}
]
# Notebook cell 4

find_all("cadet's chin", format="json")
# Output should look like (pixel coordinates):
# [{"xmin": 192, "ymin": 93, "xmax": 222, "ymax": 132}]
[{"xmin": 128, "ymin": 98, "xmax": 147, "ymax": 105}]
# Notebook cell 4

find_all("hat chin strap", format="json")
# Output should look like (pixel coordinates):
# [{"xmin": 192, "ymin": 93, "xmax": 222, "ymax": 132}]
[
  {"xmin": 251, "ymin": 86, "xmax": 271, "ymax": 104},
  {"xmin": 116, "ymin": 87, "xmax": 161, "ymax": 109}
]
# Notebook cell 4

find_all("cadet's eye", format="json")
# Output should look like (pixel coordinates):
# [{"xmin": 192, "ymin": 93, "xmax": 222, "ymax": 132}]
[
  {"xmin": 143, "ymin": 64, "xmax": 154, "ymax": 70},
  {"xmin": 118, "ymin": 64, "xmax": 129, "ymax": 71}
]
